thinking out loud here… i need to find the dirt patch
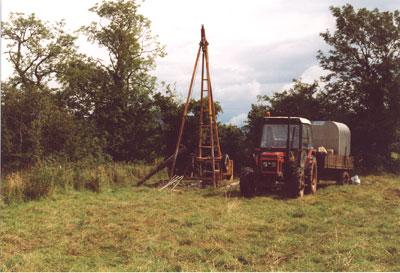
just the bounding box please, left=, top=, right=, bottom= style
left=383, top=188, right=400, bottom=199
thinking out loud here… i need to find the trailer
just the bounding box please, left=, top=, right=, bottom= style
left=312, top=121, right=354, bottom=184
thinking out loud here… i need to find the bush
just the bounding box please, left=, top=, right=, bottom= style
left=24, top=164, right=56, bottom=201
left=54, top=165, right=75, bottom=191
left=108, top=164, right=130, bottom=186
left=0, top=160, right=167, bottom=204
left=73, top=168, right=100, bottom=192
left=72, top=163, right=133, bottom=192
left=96, top=165, right=111, bottom=188
left=129, top=159, right=167, bottom=184
left=1, top=173, right=24, bottom=204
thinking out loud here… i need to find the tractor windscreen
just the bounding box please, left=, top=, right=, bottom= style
left=260, top=124, right=299, bottom=149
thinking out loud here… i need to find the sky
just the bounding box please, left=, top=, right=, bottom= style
left=2, top=0, right=399, bottom=126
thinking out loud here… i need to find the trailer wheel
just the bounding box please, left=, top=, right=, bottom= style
left=305, top=161, right=317, bottom=194
left=337, top=170, right=350, bottom=185
left=240, top=167, right=256, bottom=198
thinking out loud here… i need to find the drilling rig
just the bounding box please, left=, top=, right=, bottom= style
left=137, top=25, right=233, bottom=188
left=170, top=25, right=233, bottom=187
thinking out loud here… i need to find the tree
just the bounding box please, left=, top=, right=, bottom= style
left=58, top=56, right=109, bottom=120
left=2, top=13, right=75, bottom=90
left=1, top=13, right=84, bottom=170
left=318, top=5, right=400, bottom=170
left=80, top=0, right=166, bottom=161
left=218, top=124, right=247, bottom=174
left=243, top=103, right=268, bottom=151
left=152, top=84, right=181, bottom=157
left=245, top=80, right=328, bottom=152
left=259, top=80, right=330, bottom=120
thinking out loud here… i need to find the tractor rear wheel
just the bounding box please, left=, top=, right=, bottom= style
left=240, top=167, right=256, bottom=198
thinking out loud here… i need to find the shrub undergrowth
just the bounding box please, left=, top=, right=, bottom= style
left=1, top=159, right=165, bottom=204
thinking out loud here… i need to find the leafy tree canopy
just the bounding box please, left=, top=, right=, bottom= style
left=2, top=13, right=76, bottom=90
left=318, top=5, right=400, bottom=169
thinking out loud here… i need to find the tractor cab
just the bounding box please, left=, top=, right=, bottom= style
left=254, top=117, right=313, bottom=175
left=243, top=116, right=316, bottom=198
left=260, top=117, right=312, bottom=151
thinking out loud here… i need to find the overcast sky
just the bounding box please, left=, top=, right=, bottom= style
left=2, top=0, right=399, bottom=125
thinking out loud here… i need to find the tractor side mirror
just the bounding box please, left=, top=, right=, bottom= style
left=252, top=152, right=258, bottom=165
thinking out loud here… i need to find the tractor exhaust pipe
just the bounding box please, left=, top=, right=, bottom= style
left=286, top=116, right=290, bottom=159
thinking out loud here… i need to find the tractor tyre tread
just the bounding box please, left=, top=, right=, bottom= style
left=240, top=167, right=255, bottom=198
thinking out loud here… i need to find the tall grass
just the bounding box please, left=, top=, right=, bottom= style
left=1, top=175, right=399, bottom=271
left=0, top=160, right=166, bottom=204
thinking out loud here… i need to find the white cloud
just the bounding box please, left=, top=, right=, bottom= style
left=300, top=65, right=329, bottom=84
left=215, top=80, right=262, bottom=102
left=280, top=64, right=329, bottom=91
left=2, top=0, right=396, bottom=123
left=227, top=113, right=247, bottom=127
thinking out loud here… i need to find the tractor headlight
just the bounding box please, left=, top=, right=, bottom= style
left=262, top=161, right=276, bottom=168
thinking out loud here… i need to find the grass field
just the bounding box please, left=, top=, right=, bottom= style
left=1, top=175, right=399, bottom=271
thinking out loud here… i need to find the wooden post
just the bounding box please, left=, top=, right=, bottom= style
left=137, top=147, right=187, bottom=186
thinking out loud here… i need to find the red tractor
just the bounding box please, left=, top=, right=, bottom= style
left=240, top=115, right=353, bottom=198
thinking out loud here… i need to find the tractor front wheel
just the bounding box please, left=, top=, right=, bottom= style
left=284, top=164, right=305, bottom=198
left=294, top=168, right=305, bottom=198
left=240, top=167, right=256, bottom=198
left=305, top=161, right=317, bottom=194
